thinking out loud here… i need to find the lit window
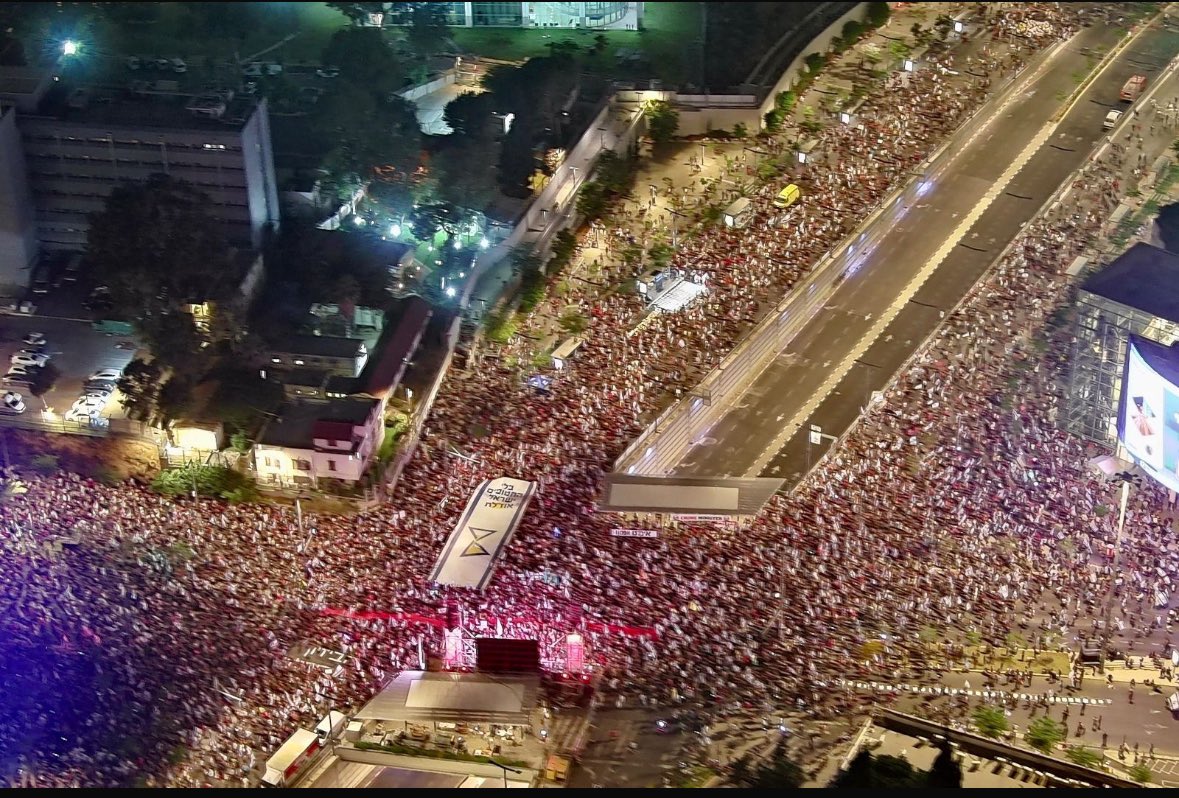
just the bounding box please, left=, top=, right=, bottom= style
left=294, top=359, right=304, bottom=365
left=271, top=357, right=281, bottom=363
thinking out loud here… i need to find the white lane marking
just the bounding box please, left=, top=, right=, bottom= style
left=745, top=121, right=1058, bottom=477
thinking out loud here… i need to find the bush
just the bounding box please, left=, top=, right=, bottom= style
left=866, top=0, right=890, bottom=28
left=764, top=108, right=785, bottom=133
left=774, top=90, right=797, bottom=114
left=646, top=100, right=680, bottom=143
left=841, top=19, right=865, bottom=43
left=971, top=705, right=1008, bottom=739
left=1129, top=763, right=1153, bottom=784
left=1065, top=747, right=1103, bottom=769
left=151, top=464, right=258, bottom=502
left=804, top=52, right=826, bottom=74
left=484, top=310, right=518, bottom=344
left=517, top=269, right=547, bottom=314
left=732, top=122, right=749, bottom=139
left=1024, top=716, right=1066, bottom=754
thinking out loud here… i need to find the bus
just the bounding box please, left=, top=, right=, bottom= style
left=722, top=197, right=753, bottom=228
left=1120, top=74, right=1146, bottom=102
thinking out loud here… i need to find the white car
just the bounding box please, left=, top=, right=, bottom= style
left=89, top=368, right=122, bottom=382
left=65, top=406, right=97, bottom=423
left=71, top=395, right=106, bottom=414
left=316, top=65, right=340, bottom=79
left=22, top=332, right=45, bottom=346
left=0, top=400, right=24, bottom=415
left=170, top=57, right=187, bottom=73
left=11, top=351, right=49, bottom=368
left=82, top=385, right=113, bottom=399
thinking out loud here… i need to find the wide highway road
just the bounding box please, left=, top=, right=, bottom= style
left=671, top=12, right=1179, bottom=483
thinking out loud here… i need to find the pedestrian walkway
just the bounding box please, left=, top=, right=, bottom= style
left=833, top=678, right=1114, bottom=705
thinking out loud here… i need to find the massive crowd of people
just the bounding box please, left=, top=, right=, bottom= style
left=0, top=1, right=1166, bottom=788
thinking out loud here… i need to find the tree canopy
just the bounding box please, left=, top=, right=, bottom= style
left=322, top=27, right=404, bottom=97
left=310, top=83, right=421, bottom=190
left=647, top=100, right=680, bottom=144
left=87, top=174, right=227, bottom=375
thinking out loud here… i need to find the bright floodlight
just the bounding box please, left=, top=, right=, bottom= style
left=479, top=237, right=489, bottom=249
left=445, top=286, right=457, bottom=298
left=390, top=223, right=401, bottom=237
left=453, top=239, right=461, bottom=250
left=62, top=40, right=78, bottom=56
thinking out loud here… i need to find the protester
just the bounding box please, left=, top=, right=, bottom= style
left=2, top=3, right=1140, bottom=788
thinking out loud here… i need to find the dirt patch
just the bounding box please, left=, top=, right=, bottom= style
left=5, top=430, right=160, bottom=482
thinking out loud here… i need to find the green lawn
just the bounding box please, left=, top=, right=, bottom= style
left=450, top=2, right=702, bottom=86
left=99, top=2, right=345, bottom=65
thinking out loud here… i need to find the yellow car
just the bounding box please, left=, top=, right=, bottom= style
left=773, top=184, right=801, bottom=208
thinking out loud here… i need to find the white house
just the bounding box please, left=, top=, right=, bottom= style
left=253, top=396, right=384, bottom=486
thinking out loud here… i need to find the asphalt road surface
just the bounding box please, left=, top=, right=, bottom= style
left=671, top=17, right=1179, bottom=483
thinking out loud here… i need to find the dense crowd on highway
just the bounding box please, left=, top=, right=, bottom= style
left=0, top=1, right=1165, bottom=788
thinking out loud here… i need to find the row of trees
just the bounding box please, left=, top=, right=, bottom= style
left=727, top=738, right=962, bottom=789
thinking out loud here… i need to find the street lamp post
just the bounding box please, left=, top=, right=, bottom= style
left=488, top=759, right=523, bottom=788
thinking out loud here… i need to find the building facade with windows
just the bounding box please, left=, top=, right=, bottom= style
left=254, top=397, right=384, bottom=486
left=386, top=2, right=636, bottom=28
left=15, top=89, right=279, bottom=251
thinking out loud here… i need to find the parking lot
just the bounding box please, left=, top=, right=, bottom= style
left=0, top=313, right=138, bottom=426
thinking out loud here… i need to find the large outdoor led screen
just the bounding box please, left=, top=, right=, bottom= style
left=1118, top=335, right=1179, bottom=493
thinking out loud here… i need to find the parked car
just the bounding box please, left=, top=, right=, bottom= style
left=4, top=391, right=22, bottom=407
left=2, top=374, right=33, bottom=388
left=71, top=396, right=106, bottom=415
left=89, top=368, right=123, bottom=382
left=125, top=55, right=141, bottom=70
left=11, top=352, right=49, bottom=368
left=83, top=385, right=113, bottom=400
left=22, top=332, right=45, bottom=347
left=0, top=400, right=25, bottom=415
left=316, top=65, right=340, bottom=79
left=170, top=57, right=187, bottom=73
left=65, top=406, right=97, bottom=423
left=242, top=62, right=263, bottom=77
left=241, top=80, right=258, bottom=96
left=265, top=62, right=283, bottom=76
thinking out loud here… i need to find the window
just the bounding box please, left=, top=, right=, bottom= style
left=296, top=459, right=311, bottom=471
left=294, top=359, right=304, bottom=365
left=263, top=457, right=273, bottom=467
left=327, top=460, right=337, bottom=472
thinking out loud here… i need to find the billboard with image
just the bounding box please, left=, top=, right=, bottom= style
left=1118, top=335, right=1179, bottom=493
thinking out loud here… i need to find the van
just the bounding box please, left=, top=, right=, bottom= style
left=773, top=184, right=801, bottom=209
left=1104, top=109, right=1123, bottom=130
